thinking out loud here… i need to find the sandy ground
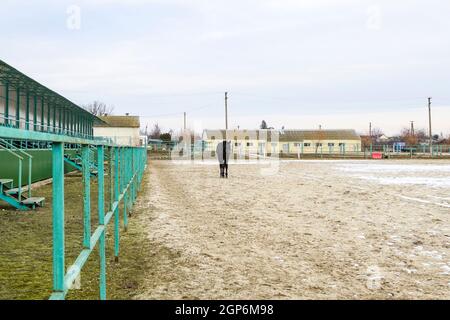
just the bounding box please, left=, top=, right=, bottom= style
left=134, top=159, right=450, bottom=300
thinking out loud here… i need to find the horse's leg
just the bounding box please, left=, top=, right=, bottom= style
left=225, top=163, right=228, bottom=178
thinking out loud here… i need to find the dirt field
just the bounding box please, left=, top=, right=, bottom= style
left=133, top=159, right=449, bottom=300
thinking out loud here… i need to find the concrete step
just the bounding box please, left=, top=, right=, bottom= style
left=21, top=197, right=45, bottom=207
left=5, top=188, right=19, bottom=195
left=0, top=179, right=14, bottom=187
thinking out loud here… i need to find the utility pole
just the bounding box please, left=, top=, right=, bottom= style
left=410, top=121, right=415, bottom=136
left=428, top=97, right=432, bottom=155
left=369, top=122, right=372, bottom=137
left=225, top=92, right=228, bottom=130
left=184, top=112, right=186, bottom=131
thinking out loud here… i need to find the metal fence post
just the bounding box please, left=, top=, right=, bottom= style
left=82, top=145, right=91, bottom=249
left=109, top=147, right=113, bottom=211
left=97, top=145, right=106, bottom=300
left=52, top=142, right=65, bottom=295
left=123, top=148, right=129, bottom=230
left=18, top=159, right=22, bottom=201
left=131, top=148, right=134, bottom=201
left=28, top=157, right=32, bottom=198
left=114, top=147, right=120, bottom=262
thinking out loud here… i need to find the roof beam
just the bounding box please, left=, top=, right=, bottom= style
left=0, top=125, right=112, bottom=145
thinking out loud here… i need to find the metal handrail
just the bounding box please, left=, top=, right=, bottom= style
left=0, top=143, right=23, bottom=160
left=0, top=138, right=33, bottom=158
left=0, top=114, right=96, bottom=140
left=0, top=143, right=23, bottom=199
left=0, top=138, right=33, bottom=198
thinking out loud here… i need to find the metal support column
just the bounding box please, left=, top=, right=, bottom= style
left=47, top=102, right=51, bottom=132
left=123, top=148, right=129, bottom=230
left=70, top=112, right=74, bottom=136
left=18, top=159, right=22, bottom=200
left=114, top=147, right=120, bottom=262
left=33, top=95, right=37, bottom=131
left=4, top=82, right=9, bottom=126
left=52, top=142, right=65, bottom=296
left=82, top=145, right=91, bottom=249
left=97, top=145, right=106, bottom=300
left=61, top=107, right=65, bottom=134
left=131, top=148, right=135, bottom=206
left=15, top=88, right=20, bottom=128
left=58, top=107, right=62, bottom=134
left=25, top=92, right=30, bottom=130
left=109, top=147, right=113, bottom=211
left=41, top=98, right=45, bottom=132
left=52, top=104, right=56, bottom=133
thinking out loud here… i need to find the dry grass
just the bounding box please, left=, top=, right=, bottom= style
left=0, top=167, right=152, bottom=300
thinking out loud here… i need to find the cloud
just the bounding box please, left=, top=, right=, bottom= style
left=1, top=0, right=449, bottom=135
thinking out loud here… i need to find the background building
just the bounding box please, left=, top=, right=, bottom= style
left=203, top=129, right=361, bottom=156
left=94, top=115, right=141, bottom=146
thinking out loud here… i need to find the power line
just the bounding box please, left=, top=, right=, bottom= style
left=231, top=92, right=438, bottom=104
left=139, top=104, right=216, bottom=118
left=141, top=91, right=224, bottom=99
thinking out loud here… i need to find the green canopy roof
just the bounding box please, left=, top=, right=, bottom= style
left=0, top=59, right=103, bottom=124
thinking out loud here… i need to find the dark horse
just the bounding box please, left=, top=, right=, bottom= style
left=216, top=140, right=231, bottom=178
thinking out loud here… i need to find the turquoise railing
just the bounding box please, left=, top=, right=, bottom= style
left=0, top=124, right=148, bottom=300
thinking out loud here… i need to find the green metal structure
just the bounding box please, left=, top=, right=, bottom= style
left=0, top=60, right=99, bottom=138
left=0, top=59, right=106, bottom=210
left=0, top=60, right=148, bottom=299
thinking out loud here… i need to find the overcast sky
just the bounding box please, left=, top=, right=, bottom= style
left=1, top=0, right=450, bottom=135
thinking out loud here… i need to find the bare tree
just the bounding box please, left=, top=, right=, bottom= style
left=415, top=129, right=427, bottom=142
left=400, top=127, right=418, bottom=146
left=149, top=123, right=161, bottom=139
left=361, top=135, right=372, bottom=149
left=83, top=101, right=114, bottom=116
left=371, top=127, right=384, bottom=138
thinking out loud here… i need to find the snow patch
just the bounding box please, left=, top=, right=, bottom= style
left=338, top=164, right=450, bottom=173
left=357, top=176, right=450, bottom=188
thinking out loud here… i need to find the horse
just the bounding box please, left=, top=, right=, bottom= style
left=216, top=141, right=231, bottom=178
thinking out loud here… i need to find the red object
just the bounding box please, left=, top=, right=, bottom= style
left=372, top=152, right=382, bottom=159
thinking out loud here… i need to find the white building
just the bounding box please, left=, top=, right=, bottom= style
left=203, top=129, right=362, bottom=155
left=94, top=115, right=141, bottom=146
